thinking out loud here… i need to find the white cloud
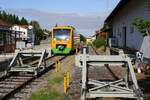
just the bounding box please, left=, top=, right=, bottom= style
left=5, top=8, right=107, bottom=36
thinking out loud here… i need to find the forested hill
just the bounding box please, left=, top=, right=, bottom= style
left=0, top=10, right=28, bottom=25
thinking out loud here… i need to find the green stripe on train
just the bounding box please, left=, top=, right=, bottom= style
left=52, top=48, right=72, bottom=54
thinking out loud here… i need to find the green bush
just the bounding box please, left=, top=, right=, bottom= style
left=92, top=37, right=106, bottom=48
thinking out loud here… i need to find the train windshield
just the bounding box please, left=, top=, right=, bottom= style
left=53, top=29, right=70, bottom=40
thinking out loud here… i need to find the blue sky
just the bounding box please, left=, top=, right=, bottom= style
left=0, top=0, right=119, bottom=13
left=0, top=0, right=120, bottom=36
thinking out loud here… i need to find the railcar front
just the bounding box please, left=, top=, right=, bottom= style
left=51, top=26, right=73, bottom=55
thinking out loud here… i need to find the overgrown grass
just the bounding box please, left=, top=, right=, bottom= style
left=48, top=73, right=64, bottom=85
left=29, top=55, right=75, bottom=100
left=30, top=73, right=65, bottom=100
left=30, top=90, right=65, bottom=100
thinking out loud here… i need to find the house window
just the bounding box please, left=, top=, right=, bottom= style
left=10, top=34, right=15, bottom=44
left=0, top=33, right=4, bottom=45
left=130, top=26, right=134, bottom=34
left=7, top=33, right=11, bottom=44
left=6, top=33, right=8, bottom=44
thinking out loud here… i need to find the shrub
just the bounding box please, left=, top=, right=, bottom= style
left=92, top=37, right=106, bottom=48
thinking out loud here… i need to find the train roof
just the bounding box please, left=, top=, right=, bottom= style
left=53, top=26, right=75, bottom=30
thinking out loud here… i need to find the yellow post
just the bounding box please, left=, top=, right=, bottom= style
left=64, top=73, right=67, bottom=94
left=58, top=61, right=61, bottom=72
left=66, top=71, right=70, bottom=88
left=55, top=61, right=58, bottom=72
left=55, top=61, right=61, bottom=72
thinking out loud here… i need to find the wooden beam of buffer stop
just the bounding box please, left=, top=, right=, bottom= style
left=64, top=71, right=70, bottom=94
left=55, top=60, right=61, bottom=72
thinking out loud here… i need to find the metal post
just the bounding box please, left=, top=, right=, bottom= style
left=126, top=57, right=143, bottom=100
left=37, top=50, right=46, bottom=68
left=18, top=54, right=23, bottom=66
left=81, top=47, right=87, bottom=100
left=58, top=61, right=61, bottom=71
left=124, top=65, right=129, bottom=88
left=64, top=73, right=67, bottom=94
left=67, top=71, right=70, bottom=88
left=55, top=61, right=58, bottom=72
left=55, top=61, right=61, bottom=72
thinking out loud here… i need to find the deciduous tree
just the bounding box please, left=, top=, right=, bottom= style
left=133, top=18, right=150, bottom=36
left=30, top=21, right=44, bottom=41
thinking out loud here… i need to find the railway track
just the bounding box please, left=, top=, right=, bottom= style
left=0, top=55, right=67, bottom=100
left=67, top=46, right=101, bottom=99
left=88, top=46, right=125, bottom=81
left=0, top=75, right=34, bottom=100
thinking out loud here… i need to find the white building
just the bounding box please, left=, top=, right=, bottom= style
left=12, top=25, right=28, bottom=40
left=12, top=25, right=34, bottom=41
left=12, top=25, right=34, bottom=49
left=105, top=0, right=150, bottom=51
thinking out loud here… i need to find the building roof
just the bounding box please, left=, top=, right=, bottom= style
left=105, top=0, right=130, bottom=23
left=0, top=20, right=12, bottom=32
left=0, top=20, right=12, bottom=28
left=14, top=24, right=29, bottom=29
left=19, top=25, right=29, bottom=29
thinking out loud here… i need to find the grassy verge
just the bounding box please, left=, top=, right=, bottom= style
left=29, top=56, right=75, bottom=100
left=30, top=72, right=65, bottom=100
left=30, top=90, right=64, bottom=100
left=48, top=73, right=64, bottom=85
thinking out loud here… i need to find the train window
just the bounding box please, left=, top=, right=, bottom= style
left=53, top=29, right=70, bottom=40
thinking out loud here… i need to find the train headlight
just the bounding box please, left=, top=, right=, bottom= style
left=54, top=38, right=56, bottom=41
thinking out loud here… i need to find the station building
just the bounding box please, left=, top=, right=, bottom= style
left=12, top=25, right=34, bottom=41
left=0, top=20, right=15, bottom=53
left=105, top=0, right=150, bottom=59
left=12, top=25, right=34, bottom=49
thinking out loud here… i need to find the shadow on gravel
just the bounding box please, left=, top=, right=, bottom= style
left=138, top=76, right=150, bottom=100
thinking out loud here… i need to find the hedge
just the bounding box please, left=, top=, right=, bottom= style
left=92, top=37, right=106, bottom=48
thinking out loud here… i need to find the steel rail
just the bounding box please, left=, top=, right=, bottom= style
left=0, top=55, right=67, bottom=100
